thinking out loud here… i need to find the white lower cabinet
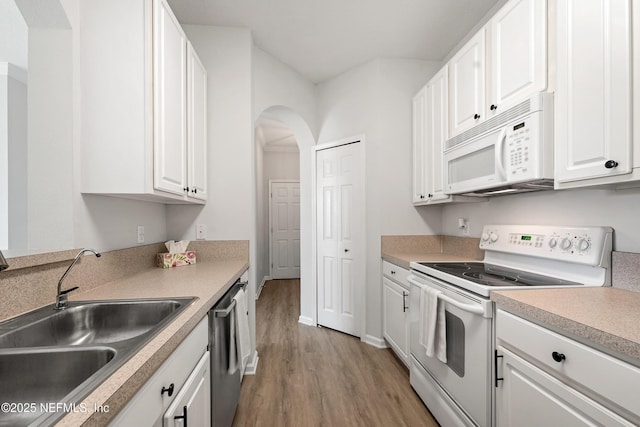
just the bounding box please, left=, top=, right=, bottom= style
left=382, top=261, right=410, bottom=366
left=110, top=318, right=209, bottom=426
left=496, top=309, right=640, bottom=426
left=164, top=351, right=210, bottom=426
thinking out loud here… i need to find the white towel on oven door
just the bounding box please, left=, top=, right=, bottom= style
left=419, top=286, right=447, bottom=363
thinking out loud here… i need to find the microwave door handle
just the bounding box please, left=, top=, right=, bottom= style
left=407, top=276, right=485, bottom=316
left=495, top=128, right=507, bottom=180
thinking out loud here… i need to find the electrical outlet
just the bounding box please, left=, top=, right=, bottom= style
left=137, top=225, right=145, bottom=243
left=196, top=224, right=207, bottom=240
left=462, top=223, right=470, bottom=236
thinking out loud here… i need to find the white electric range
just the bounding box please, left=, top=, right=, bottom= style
left=407, top=224, right=613, bottom=427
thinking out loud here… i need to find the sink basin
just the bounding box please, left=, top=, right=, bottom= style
left=0, top=298, right=193, bottom=348
left=0, top=347, right=115, bottom=426
left=0, top=297, right=196, bottom=426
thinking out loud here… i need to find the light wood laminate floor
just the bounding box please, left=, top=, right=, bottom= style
left=233, top=279, right=438, bottom=426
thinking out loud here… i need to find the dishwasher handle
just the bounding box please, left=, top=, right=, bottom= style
left=213, top=299, right=236, bottom=317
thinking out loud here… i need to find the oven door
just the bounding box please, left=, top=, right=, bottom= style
left=408, top=273, right=493, bottom=427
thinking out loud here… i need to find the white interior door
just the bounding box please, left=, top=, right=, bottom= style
left=316, top=142, right=363, bottom=337
left=270, top=181, right=301, bottom=279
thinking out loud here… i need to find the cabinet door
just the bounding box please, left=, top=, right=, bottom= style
left=187, top=42, right=208, bottom=201
left=426, top=67, right=450, bottom=202
left=489, top=0, right=546, bottom=116
left=164, top=351, right=211, bottom=427
left=449, top=30, right=486, bottom=137
left=382, top=277, right=409, bottom=365
left=555, top=0, right=632, bottom=183
left=496, top=346, right=633, bottom=427
left=412, top=87, right=428, bottom=203
left=154, top=0, right=188, bottom=196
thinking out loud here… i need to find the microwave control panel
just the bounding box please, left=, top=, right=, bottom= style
left=505, top=118, right=536, bottom=177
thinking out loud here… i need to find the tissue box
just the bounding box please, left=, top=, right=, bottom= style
left=156, top=251, right=197, bottom=268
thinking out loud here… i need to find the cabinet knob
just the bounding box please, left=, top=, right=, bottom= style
left=474, top=113, right=481, bottom=120
left=490, top=104, right=497, bottom=111
left=420, top=195, right=425, bottom=199
left=161, top=383, right=175, bottom=397
left=183, top=187, right=190, bottom=192
left=604, top=160, right=618, bottom=169
left=391, top=270, right=396, bottom=275
left=551, top=351, right=566, bottom=363
left=428, top=193, right=433, bottom=198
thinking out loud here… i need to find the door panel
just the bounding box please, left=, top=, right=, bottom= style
left=316, top=142, right=363, bottom=336
left=270, top=181, right=301, bottom=279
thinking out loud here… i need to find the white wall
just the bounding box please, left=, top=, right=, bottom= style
left=442, top=188, right=640, bottom=253
left=316, top=58, right=443, bottom=341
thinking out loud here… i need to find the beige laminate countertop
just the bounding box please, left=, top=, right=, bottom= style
left=56, top=257, right=249, bottom=426
left=492, top=287, right=640, bottom=367
left=382, top=252, right=479, bottom=269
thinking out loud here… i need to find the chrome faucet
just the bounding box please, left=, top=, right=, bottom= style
left=55, top=248, right=101, bottom=310
left=0, top=250, right=8, bottom=271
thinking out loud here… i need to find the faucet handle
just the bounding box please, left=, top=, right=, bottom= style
left=59, top=286, right=79, bottom=296
left=55, top=286, right=79, bottom=310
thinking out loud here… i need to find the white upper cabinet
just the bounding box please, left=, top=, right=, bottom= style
left=554, top=0, right=633, bottom=187
left=449, top=30, right=486, bottom=137
left=187, top=42, right=208, bottom=201
left=413, top=67, right=480, bottom=205
left=448, top=0, right=547, bottom=138
left=154, top=0, right=188, bottom=196
left=488, top=0, right=547, bottom=115
left=412, top=87, right=427, bottom=203
left=81, top=0, right=207, bottom=204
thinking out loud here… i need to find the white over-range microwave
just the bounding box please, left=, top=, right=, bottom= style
left=444, top=93, right=554, bottom=196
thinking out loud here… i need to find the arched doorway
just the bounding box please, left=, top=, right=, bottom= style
left=253, top=106, right=316, bottom=325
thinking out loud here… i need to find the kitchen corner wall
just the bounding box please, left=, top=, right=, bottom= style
left=441, top=187, right=640, bottom=253
left=316, top=58, right=444, bottom=341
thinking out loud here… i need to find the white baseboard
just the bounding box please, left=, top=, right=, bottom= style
left=364, top=334, right=387, bottom=349
left=298, top=315, right=315, bottom=326
left=255, top=276, right=271, bottom=300
left=243, top=350, right=259, bottom=376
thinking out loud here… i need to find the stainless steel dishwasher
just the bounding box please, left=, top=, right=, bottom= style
left=209, top=278, right=246, bottom=427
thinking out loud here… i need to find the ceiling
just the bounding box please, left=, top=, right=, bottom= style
left=168, top=0, right=500, bottom=150
left=169, top=0, right=500, bottom=84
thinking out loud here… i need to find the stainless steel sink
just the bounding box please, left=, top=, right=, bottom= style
left=0, top=347, right=115, bottom=426
left=0, top=297, right=196, bottom=426
left=0, top=299, right=189, bottom=347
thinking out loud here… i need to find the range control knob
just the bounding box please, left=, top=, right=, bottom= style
left=481, top=232, right=490, bottom=242
left=490, top=232, right=499, bottom=243
left=548, top=238, right=558, bottom=248
left=560, top=238, right=573, bottom=250
left=577, top=238, right=590, bottom=252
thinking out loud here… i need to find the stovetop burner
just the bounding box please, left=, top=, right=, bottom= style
left=418, top=262, right=582, bottom=288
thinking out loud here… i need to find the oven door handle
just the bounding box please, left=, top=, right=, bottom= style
left=408, top=277, right=485, bottom=316
left=437, top=293, right=484, bottom=315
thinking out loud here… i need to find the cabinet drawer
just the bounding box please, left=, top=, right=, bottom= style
left=496, top=310, right=640, bottom=420
left=382, top=261, right=410, bottom=288
left=110, top=317, right=208, bottom=425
